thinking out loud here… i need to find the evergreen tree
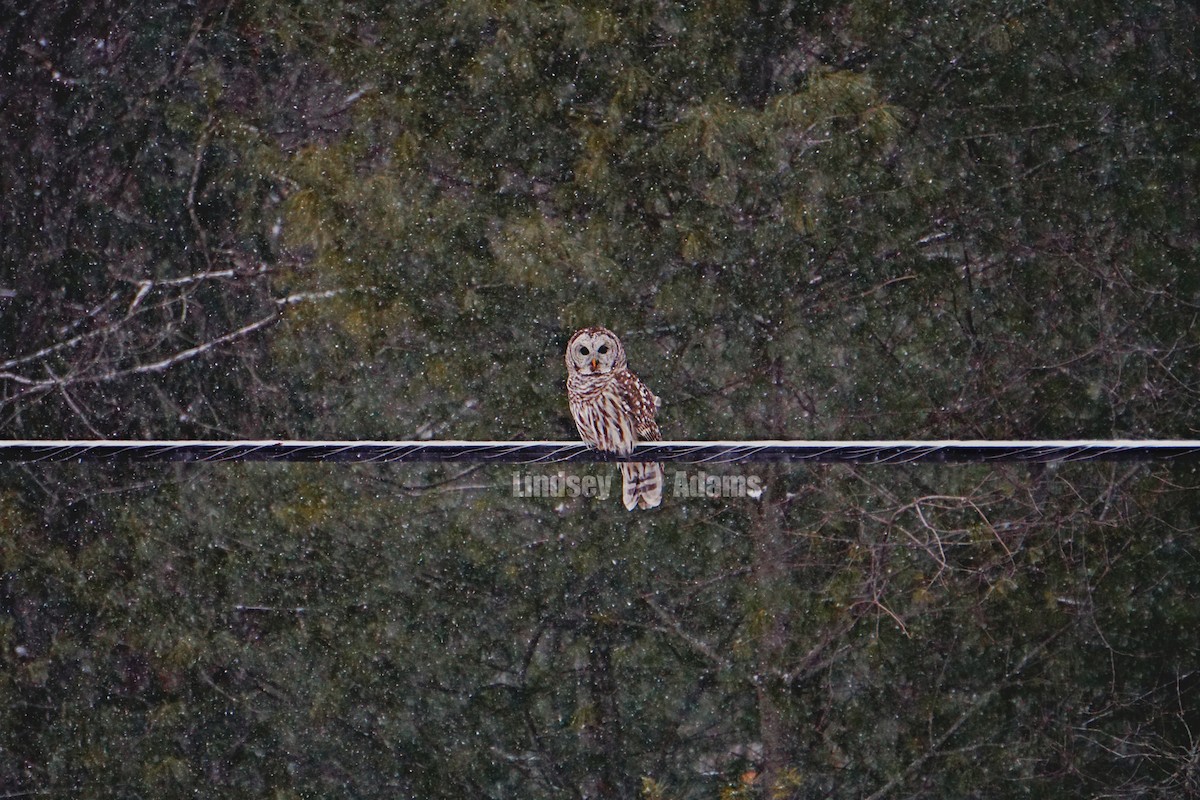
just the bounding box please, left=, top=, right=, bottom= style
left=1, top=1, right=1197, bottom=797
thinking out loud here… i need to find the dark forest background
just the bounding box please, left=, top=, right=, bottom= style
left=2, top=1, right=1199, bottom=797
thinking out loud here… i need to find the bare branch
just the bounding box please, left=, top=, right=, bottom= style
left=642, top=596, right=732, bottom=668
left=1, top=312, right=279, bottom=391
left=120, top=263, right=270, bottom=290
left=127, top=312, right=279, bottom=376
left=864, top=626, right=1069, bottom=800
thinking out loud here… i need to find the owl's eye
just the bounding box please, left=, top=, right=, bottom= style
left=578, top=346, right=590, bottom=356
left=597, top=345, right=609, bottom=354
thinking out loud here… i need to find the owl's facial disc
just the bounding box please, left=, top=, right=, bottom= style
left=567, top=327, right=623, bottom=375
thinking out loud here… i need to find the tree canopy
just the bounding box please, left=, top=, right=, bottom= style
left=1, top=1, right=1198, bottom=797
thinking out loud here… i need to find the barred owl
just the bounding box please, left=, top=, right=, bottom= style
left=566, top=326, right=664, bottom=510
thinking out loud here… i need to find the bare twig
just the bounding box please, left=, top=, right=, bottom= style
left=187, top=120, right=215, bottom=269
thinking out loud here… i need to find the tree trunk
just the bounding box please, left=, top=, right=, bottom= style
left=750, top=478, right=792, bottom=791
left=581, top=635, right=627, bottom=799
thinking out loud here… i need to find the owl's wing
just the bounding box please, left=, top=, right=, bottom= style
left=614, top=369, right=662, bottom=442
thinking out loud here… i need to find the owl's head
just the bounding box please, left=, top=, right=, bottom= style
left=566, top=326, right=627, bottom=376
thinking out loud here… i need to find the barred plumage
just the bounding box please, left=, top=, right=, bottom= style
left=566, top=326, right=663, bottom=510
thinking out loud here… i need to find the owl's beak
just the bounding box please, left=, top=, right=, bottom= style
left=590, top=358, right=599, bottom=371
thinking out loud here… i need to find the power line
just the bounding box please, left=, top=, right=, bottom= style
left=0, top=440, right=1198, bottom=464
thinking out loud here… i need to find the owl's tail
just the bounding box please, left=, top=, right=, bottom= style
left=620, top=462, right=664, bottom=510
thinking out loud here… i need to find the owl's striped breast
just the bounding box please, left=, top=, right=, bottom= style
left=568, top=374, right=637, bottom=455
